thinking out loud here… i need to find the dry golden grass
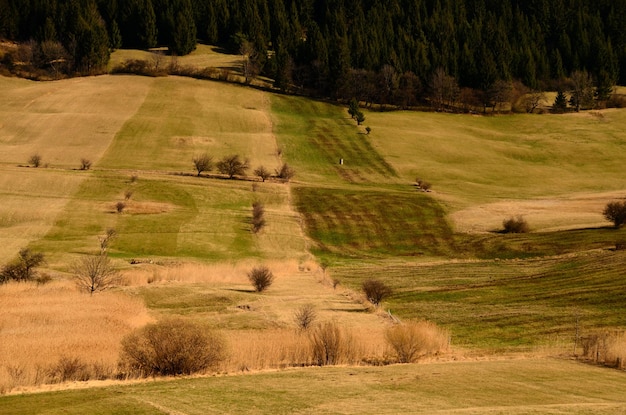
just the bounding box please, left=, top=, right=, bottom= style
left=222, top=325, right=389, bottom=372
left=0, top=75, right=151, bottom=167
left=0, top=280, right=150, bottom=393
left=449, top=190, right=624, bottom=233
left=108, top=45, right=241, bottom=73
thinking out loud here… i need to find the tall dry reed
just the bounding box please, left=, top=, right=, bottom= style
left=0, top=280, right=150, bottom=393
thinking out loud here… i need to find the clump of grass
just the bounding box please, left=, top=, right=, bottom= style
left=385, top=321, right=449, bottom=363
left=309, top=321, right=357, bottom=366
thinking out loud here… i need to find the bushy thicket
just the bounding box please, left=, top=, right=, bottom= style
left=502, top=216, right=530, bottom=234
left=247, top=266, right=274, bottom=292
left=119, top=318, right=225, bottom=377
left=385, top=321, right=449, bottom=363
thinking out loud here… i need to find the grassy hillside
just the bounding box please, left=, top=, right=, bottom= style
left=2, top=69, right=626, bottom=410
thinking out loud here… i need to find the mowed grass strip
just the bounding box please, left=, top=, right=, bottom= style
left=332, top=249, right=626, bottom=349
left=293, top=185, right=455, bottom=258
left=4, top=359, right=626, bottom=414
left=271, top=95, right=397, bottom=184
left=99, top=76, right=278, bottom=172
left=365, top=109, right=626, bottom=207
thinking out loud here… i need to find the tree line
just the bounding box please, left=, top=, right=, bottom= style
left=1, top=0, right=625, bottom=104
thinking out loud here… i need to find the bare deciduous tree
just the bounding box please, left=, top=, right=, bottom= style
left=603, top=201, right=626, bottom=228
left=29, top=154, right=42, bottom=168
left=98, top=228, right=117, bottom=253
left=80, top=158, right=92, bottom=170
left=193, top=153, right=213, bottom=176
left=217, top=155, right=249, bottom=179
left=72, top=253, right=119, bottom=295
left=251, top=201, right=266, bottom=233
left=253, top=166, right=271, bottom=182
left=275, top=163, right=295, bottom=181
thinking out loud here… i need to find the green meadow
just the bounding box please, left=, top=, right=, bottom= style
left=1, top=59, right=626, bottom=412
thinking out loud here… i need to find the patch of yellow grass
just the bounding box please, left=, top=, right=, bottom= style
left=120, top=259, right=315, bottom=286
left=0, top=280, right=150, bottom=393
left=222, top=326, right=389, bottom=372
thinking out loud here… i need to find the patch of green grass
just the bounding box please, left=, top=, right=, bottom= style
left=366, top=110, right=626, bottom=207
left=4, top=359, right=626, bottom=414
left=293, top=184, right=455, bottom=259
left=271, top=95, right=397, bottom=184
left=332, top=249, right=626, bottom=349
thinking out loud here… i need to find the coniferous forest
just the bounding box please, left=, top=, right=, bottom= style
left=1, top=0, right=625, bottom=107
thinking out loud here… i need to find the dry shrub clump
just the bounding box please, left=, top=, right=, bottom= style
left=310, top=321, right=357, bottom=366
left=247, top=266, right=274, bottom=292
left=119, top=318, right=225, bottom=377
left=502, top=215, right=530, bottom=233
left=0, top=280, right=149, bottom=392
left=580, top=331, right=626, bottom=369
left=385, top=321, right=450, bottom=363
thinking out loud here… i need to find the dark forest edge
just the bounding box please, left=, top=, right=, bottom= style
left=1, top=0, right=626, bottom=112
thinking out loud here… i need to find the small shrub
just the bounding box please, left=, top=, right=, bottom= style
left=294, top=304, right=317, bottom=331
left=385, top=321, right=449, bottom=363
left=416, top=178, right=432, bottom=191
left=29, top=153, right=42, bottom=168
left=362, top=279, right=392, bottom=306
left=0, top=248, right=45, bottom=283
left=119, top=318, right=225, bottom=377
left=115, top=201, right=126, bottom=213
left=251, top=201, right=266, bottom=233
left=80, top=158, right=92, bottom=170
left=48, top=356, right=89, bottom=383
left=603, top=200, right=626, bottom=228
left=365, top=126, right=372, bottom=135
left=98, top=228, right=117, bottom=253
left=502, top=216, right=529, bottom=233
left=129, top=174, right=138, bottom=183
left=247, top=265, right=274, bottom=292
left=309, top=321, right=354, bottom=366
left=275, top=163, right=295, bottom=181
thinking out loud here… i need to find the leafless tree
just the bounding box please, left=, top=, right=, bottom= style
left=240, top=40, right=259, bottom=84
left=430, top=67, right=459, bottom=111
left=193, top=153, right=213, bottom=176
left=98, top=228, right=117, bottom=253
left=570, top=70, right=595, bottom=112
left=72, top=253, right=119, bottom=295
left=253, top=166, right=271, bottom=182
left=523, top=90, right=546, bottom=113
left=217, top=155, right=249, bottom=178
left=29, top=154, right=42, bottom=168
left=80, top=158, right=92, bottom=170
